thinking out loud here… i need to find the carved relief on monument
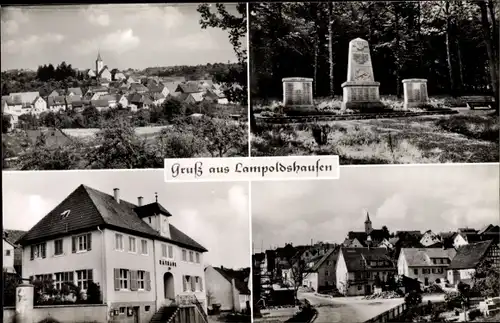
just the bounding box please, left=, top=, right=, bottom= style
left=354, top=68, right=371, bottom=81
left=352, top=53, right=370, bottom=65
left=369, top=88, right=376, bottom=100
left=353, top=41, right=369, bottom=52
left=420, top=83, right=427, bottom=100
left=285, top=83, right=294, bottom=105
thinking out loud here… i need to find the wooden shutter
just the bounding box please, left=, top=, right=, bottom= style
left=199, top=277, right=203, bottom=292
left=69, top=271, right=74, bottom=283
left=145, top=271, right=151, bottom=291
left=88, top=269, right=93, bottom=282
left=182, top=275, right=187, bottom=292
left=87, top=233, right=92, bottom=251
left=114, top=268, right=120, bottom=290
left=72, top=236, right=76, bottom=253
left=130, top=270, right=137, bottom=291
left=41, top=243, right=46, bottom=258
left=30, top=246, right=34, bottom=260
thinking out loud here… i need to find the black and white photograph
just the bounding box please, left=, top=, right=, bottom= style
left=249, top=1, right=499, bottom=164
left=2, top=170, right=251, bottom=323
left=1, top=3, right=248, bottom=170
left=252, top=164, right=500, bottom=323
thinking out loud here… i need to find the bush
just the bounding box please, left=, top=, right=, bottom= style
left=469, top=308, right=482, bottom=321
left=436, top=115, right=499, bottom=142
left=444, top=291, right=466, bottom=309
left=3, top=272, right=21, bottom=306
left=405, top=291, right=423, bottom=307
left=286, top=300, right=316, bottom=322
left=86, top=282, right=102, bottom=304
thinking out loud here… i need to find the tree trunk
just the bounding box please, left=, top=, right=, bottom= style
left=455, top=2, right=465, bottom=94
left=478, top=0, right=499, bottom=109
left=445, top=1, right=456, bottom=96
left=328, top=1, right=335, bottom=97
left=487, top=0, right=498, bottom=54
left=313, top=3, right=319, bottom=97
left=394, top=4, right=401, bottom=98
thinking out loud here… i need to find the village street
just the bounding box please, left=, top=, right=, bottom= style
left=298, top=292, right=446, bottom=323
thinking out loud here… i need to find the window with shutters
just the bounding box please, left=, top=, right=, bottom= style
left=189, top=251, right=194, bottom=262
left=141, top=240, right=148, bottom=255
left=168, top=245, right=173, bottom=259
left=137, top=270, right=145, bottom=290
left=182, top=249, right=187, bottom=261
left=119, top=269, right=129, bottom=289
left=115, top=234, right=124, bottom=251
left=54, top=239, right=63, bottom=256
left=76, top=269, right=93, bottom=290
left=128, top=237, right=136, bottom=253
left=162, top=244, right=168, bottom=258
left=76, top=234, right=90, bottom=252
left=195, top=276, right=202, bottom=291
left=55, top=271, right=74, bottom=290
left=190, top=275, right=196, bottom=291
left=183, top=276, right=190, bottom=292
left=196, top=252, right=200, bottom=263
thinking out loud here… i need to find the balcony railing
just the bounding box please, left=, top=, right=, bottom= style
left=174, top=294, right=208, bottom=323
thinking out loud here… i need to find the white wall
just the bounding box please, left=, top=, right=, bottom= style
left=335, top=251, right=348, bottom=295
left=303, top=272, right=318, bottom=291
left=3, top=239, right=15, bottom=270
left=205, top=266, right=233, bottom=311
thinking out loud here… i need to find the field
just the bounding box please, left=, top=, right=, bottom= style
left=251, top=101, right=498, bottom=164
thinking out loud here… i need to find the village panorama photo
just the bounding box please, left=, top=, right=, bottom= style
left=2, top=170, right=251, bottom=323
left=252, top=163, right=500, bottom=323
left=249, top=1, right=499, bottom=164
left=1, top=3, right=249, bottom=170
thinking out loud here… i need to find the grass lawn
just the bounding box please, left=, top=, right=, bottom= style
left=251, top=110, right=498, bottom=164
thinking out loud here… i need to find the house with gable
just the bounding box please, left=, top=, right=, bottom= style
left=302, top=248, right=339, bottom=292
left=3, top=230, right=26, bottom=275
left=67, top=87, right=83, bottom=98
left=335, top=247, right=397, bottom=296
left=47, top=96, right=68, bottom=112
left=176, top=82, right=203, bottom=95
left=397, top=248, right=456, bottom=286
left=447, top=240, right=500, bottom=286
left=7, top=92, right=47, bottom=116
left=205, top=266, right=250, bottom=313
left=342, top=238, right=364, bottom=248
left=16, top=185, right=208, bottom=323
left=420, top=230, right=443, bottom=247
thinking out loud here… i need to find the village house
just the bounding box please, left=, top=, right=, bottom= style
left=128, top=93, right=153, bottom=111
left=90, top=99, right=110, bottom=112
left=3, top=233, right=16, bottom=274
left=176, top=82, right=203, bottom=95
left=148, top=92, right=166, bottom=106
left=447, top=240, right=500, bottom=286
left=397, top=248, right=456, bottom=286
left=129, top=83, right=149, bottom=94
left=419, top=230, right=443, bottom=247
left=5, top=92, right=48, bottom=116
left=16, top=185, right=208, bottom=323
left=302, top=248, right=338, bottom=292
left=4, top=230, right=27, bottom=275
left=335, top=247, right=397, bottom=296
left=204, top=266, right=250, bottom=313
left=114, top=72, right=126, bottom=81
left=185, top=92, right=205, bottom=104
left=47, top=96, right=68, bottom=113
left=342, top=238, right=365, bottom=248
left=148, top=84, right=170, bottom=98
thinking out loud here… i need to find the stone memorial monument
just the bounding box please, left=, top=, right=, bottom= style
left=282, top=77, right=314, bottom=110
left=15, top=284, right=34, bottom=323
left=341, top=38, right=384, bottom=111
left=402, top=79, right=429, bottom=110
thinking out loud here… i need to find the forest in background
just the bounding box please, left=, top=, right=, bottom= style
left=250, top=0, right=499, bottom=102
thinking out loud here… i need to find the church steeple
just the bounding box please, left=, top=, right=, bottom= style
left=95, top=50, right=104, bottom=76
left=364, top=211, right=373, bottom=234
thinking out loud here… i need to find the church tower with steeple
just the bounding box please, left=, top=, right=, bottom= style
left=95, top=50, right=104, bottom=76
left=364, top=211, right=373, bottom=234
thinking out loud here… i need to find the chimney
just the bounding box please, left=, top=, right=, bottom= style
left=138, top=196, right=143, bottom=206
left=113, top=188, right=120, bottom=203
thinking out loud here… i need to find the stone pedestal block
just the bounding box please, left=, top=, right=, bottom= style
left=282, top=77, right=314, bottom=110
left=15, top=284, right=34, bottom=323
left=403, top=79, right=429, bottom=110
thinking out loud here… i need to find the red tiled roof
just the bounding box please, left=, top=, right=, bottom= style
left=16, top=185, right=207, bottom=252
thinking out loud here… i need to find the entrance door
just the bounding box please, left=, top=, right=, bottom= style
left=364, top=284, right=371, bottom=295
left=424, top=277, right=429, bottom=286
left=133, top=306, right=140, bottom=323
left=164, top=272, right=175, bottom=304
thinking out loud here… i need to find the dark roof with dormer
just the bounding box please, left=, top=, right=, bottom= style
left=15, top=185, right=207, bottom=252
left=134, top=202, right=172, bottom=218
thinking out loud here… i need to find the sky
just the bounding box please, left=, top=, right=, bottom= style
left=1, top=4, right=244, bottom=71
left=252, top=164, right=499, bottom=253
left=2, top=170, right=250, bottom=270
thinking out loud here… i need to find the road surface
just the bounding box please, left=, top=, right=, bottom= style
left=298, top=292, right=445, bottom=323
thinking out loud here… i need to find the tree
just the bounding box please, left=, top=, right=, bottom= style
left=2, top=114, right=12, bottom=133
left=381, top=226, right=391, bottom=240
left=471, top=258, right=500, bottom=298
left=405, top=290, right=423, bottom=307
left=281, top=245, right=307, bottom=302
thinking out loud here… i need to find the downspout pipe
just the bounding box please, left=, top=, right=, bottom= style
left=97, top=226, right=107, bottom=304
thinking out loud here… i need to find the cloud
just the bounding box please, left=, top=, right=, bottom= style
left=74, top=29, right=140, bottom=55
left=125, top=5, right=184, bottom=31
left=227, top=185, right=248, bottom=218
left=3, top=192, right=55, bottom=231
left=172, top=32, right=218, bottom=50
left=2, top=33, right=65, bottom=55
left=1, top=9, right=29, bottom=35
left=375, top=194, right=408, bottom=220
